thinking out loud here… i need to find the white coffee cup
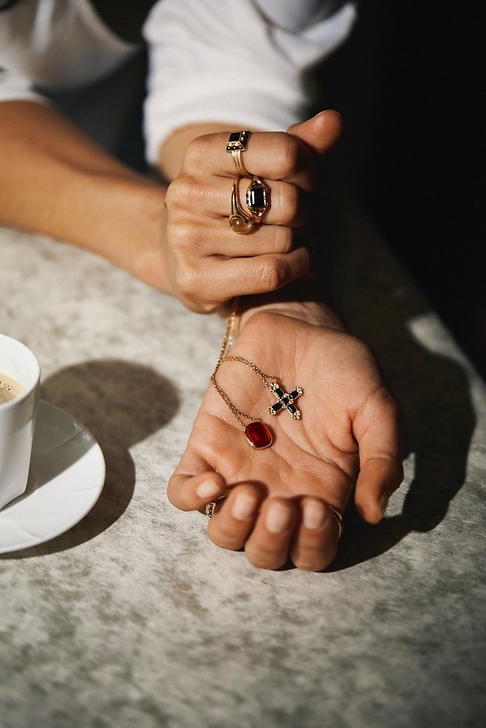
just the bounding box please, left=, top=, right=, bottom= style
left=0, top=334, right=40, bottom=509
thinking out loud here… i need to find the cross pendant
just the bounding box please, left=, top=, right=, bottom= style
left=268, top=383, right=303, bottom=419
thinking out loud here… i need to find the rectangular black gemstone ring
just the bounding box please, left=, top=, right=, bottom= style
left=226, top=131, right=251, bottom=152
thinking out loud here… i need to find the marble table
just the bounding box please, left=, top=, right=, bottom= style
left=1, top=199, right=485, bottom=728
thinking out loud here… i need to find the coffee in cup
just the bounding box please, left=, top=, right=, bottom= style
left=0, top=335, right=40, bottom=509
left=0, top=374, right=25, bottom=404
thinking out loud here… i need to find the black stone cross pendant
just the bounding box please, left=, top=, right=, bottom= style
left=268, top=382, right=303, bottom=419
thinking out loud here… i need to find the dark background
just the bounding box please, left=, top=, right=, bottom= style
left=317, top=1, right=485, bottom=379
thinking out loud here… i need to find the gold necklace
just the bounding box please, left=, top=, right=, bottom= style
left=210, top=301, right=303, bottom=448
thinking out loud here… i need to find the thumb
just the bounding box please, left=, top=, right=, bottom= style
left=287, top=109, right=343, bottom=155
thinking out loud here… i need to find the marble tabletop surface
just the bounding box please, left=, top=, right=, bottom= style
left=1, top=200, right=485, bottom=728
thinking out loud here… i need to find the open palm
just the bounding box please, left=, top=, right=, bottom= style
left=168, top=311, right=402, bottom=570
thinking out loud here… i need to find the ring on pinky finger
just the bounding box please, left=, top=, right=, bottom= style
left=206, top=491, right=231, bottom=518
left=328, top=506, right=344, bottom=540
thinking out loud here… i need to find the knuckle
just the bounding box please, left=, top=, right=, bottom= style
left=166, top=175, right=208, bottom=213
left=165, top=177, right=190, bottom=210
left=183, top=136, right=211, bottom=170
left=175, top=261, right=199, bottom=297
left=255, top=255, right=289, bottom=291
left=168, top=219, right=196, bottom=253
left=373, top=383, right=401, bottom=418
left=174, top=264, right=219, bottom=313
left=199, top=301, right=220, bottom=314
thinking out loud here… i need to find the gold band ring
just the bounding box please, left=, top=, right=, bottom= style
left=329, top=506, right=344, bottom=540
left=229, top=177, right=254, bottom=234
left=246, top=176, right=269, bottom=223
left=226, top=131, right=251, bottom=177
left=206, top=493, right=230, bottom=518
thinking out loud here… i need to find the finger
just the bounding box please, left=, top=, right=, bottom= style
left=207, top=483, right=262, bottom=551
left=290, top=498, right=340, bottom=571
left=186, top=130, right=316, bottom=189
left=188, top=222, right=298, bottom=259
left=175, top=246, right=310, bottom=310
left=353, top=388, right=403, bottom=524
left=287, top=109, right=343, bottom=155
left=202, top=226, right=296, bottom=260
left=244, top=498, right=298, bottom=570
left=170, top=173, right=307, bottom=227
left=167, top=455, right=228, bottom=512
left=220, top=177, right=307, bottom=229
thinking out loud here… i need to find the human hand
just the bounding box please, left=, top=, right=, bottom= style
left=167, top=306, right=402, bottom=570
left=163, top=111, right=342, bottom=312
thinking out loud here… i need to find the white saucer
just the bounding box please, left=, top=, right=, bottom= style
left=0, top=400, right=106, bottom=553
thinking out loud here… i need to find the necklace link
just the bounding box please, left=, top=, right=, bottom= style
left=210, top=298, right=304, bottom=447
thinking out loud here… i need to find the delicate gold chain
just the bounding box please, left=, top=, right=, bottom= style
left=210, top=298, right=277, bottom=428
left=214, top=301, right=238, bottom=366
left=210, top=374, right=250, bottom=429
left=224, top=355, right=274, bottom=386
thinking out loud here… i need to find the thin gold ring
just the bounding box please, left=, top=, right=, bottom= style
left=329, top=506, right=344, bottom=540
left=229, top=177, right=254, bottom=234
left=226, top=131, right=251, bottom=177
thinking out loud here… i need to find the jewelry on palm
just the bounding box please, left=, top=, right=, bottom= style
left=210, top=301, right=303, bottom=449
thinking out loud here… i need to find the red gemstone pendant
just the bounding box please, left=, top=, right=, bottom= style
left=244, top=421, right=273, bottom=449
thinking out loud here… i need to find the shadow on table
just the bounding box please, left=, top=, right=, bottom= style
left=2, top=359, right=179, bottom=559
left=320, top=196, right=477, bottom=570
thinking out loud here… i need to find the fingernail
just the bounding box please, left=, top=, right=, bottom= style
left=302, top=499, right=327, bottom=530
left=196, top=479, right=221, bottom=500
left=231, top=492, right=258, bottom=521
left=313, top=109, right=341, bottom=119
left=265, top=502, right=293, bottom=534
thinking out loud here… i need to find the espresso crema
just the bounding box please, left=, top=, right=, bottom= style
left=0, top=374, right=24, bottom=404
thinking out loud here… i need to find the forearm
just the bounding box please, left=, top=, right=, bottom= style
left=0, top=101, right=240, bottom=297
left=0, top=101, right=173, bottom=291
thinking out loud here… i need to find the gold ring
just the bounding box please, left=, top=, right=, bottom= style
left=229, top=177, right=254, bottom=234
left=206, top=493, right=230, bottom=518
left=246, top=176, right=269, bottom=223
left=226, top=131, right=251, bottom=177
left=329, top=506, right=344, bottom=540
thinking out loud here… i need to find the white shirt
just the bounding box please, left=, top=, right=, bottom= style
left=0, top=0, right=357, bottom=163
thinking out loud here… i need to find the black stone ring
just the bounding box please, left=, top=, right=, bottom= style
left=246, top=176, right=269, bottom=223
left=226, top=131, right=251, bottom=177
left=205, top=492, right=230, bottom=518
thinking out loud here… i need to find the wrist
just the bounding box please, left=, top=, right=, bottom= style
left=236, top=278, right=346, bottom=332
left=89, top=174, right=174, bottom=296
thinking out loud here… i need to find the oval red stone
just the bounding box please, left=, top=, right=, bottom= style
left=245, top=421, right=273, bottom=449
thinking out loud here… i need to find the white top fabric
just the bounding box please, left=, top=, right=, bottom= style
left=0, top=0, right=136, bottom=93
left=0, top=0, right=357, bottom=163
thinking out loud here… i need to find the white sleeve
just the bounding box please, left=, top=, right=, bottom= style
left=0, top=68, right=49, bottom=105
left=143, top=0, right=357, bottom=164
